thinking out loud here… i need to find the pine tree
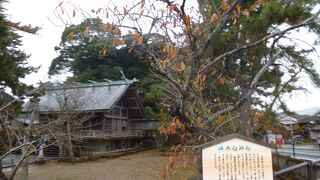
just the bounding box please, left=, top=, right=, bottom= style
left=196, top=0, right=320, bottom=135
left=0, top=0, right=37, bottom=96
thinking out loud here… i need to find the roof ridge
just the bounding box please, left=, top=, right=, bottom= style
left=46, top=79, right=139, bottom=90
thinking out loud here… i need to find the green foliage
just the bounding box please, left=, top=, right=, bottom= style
left=49, top=18, right=148, bottom=82
left=0, top=0, right=36, bottom=96
left=254, top=110, right=286, bottom=135
left=49, top=18, right=166, bottom=118
left=139, top=74, right=167, bottom=117
left=144, top=106, right=156, bottom=119
left=198, top=0, right=320, bottom=113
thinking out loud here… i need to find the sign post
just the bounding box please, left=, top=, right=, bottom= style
left=202, top=134, right=273, bottom=180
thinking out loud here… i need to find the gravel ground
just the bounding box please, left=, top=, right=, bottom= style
left=6, top=149, right=194, bottom=180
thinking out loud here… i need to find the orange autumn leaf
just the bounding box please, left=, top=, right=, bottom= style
left=168, top=47, right=175, bottom=57
left=108, top=24, right=113, bottom=31
left=121, top=39, right=126, bottom=45
left=114, top=27, right=120, bottom=35
left=158, top=62, right=164, bottom=71
left=102, top=24, right=107, bottom=32
left=138, top=36, right=144, bottom=44
left=67, top=31, right=74, bottom=41
left=221, top=0, right=229, bottom=12
left=211, top=13, right=219, bottom=24
left=113, top=37, right=120, bottom=46
left=216, top=114, right=222, bottom=122
left=220, top=77, right=225, bottom=85
left=159, top=172, right=165, bottom=179
left=185, top=15, right=190, bottom=28
left=172, top=48, right=177, bottom=58
left=83, top=27, right=89, bottom=38
left=134, top=31, right=140, bottom=41
left=99, top=48, right=107, bottom=56
left=162, top=45, right=167, bottom=53
left=242, top=9, right=249, bottom=17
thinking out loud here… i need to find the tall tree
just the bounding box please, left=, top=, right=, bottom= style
left=0, top=0, right=37, bottom=97
left=49, top=18, right=164, bottom=118
left=49, top=18, right=148, bottom=82
left=55, top=0, right=320, bottom=139
left=0, top=0, right=38, bottom=179
left=55, top=0, right=320, bottom=178
left=197, top=0, right=320, bottom=135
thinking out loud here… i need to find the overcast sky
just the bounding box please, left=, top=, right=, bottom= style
left=4, top=0, right=320, bottom=112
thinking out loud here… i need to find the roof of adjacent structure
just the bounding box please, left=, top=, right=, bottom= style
left=278, top=115, right=298, bottom=125
left=22, top=79, right=139, bottom=113
left=297, top=115, right=320, bottom=124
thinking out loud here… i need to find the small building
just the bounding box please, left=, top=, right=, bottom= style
left=278, top=114, right=298, bottom=136
left=278, top=109, right=320, bottom=143
left=20, top=79, right=160, bottom=156
left=300, top=114, right=320, bottom=143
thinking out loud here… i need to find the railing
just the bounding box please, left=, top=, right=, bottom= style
left=274, top=159, right=320, bottom=179
left=79, top=130, right=143, bottom=139
left=273, top=144, right=320, bottom=179
left=274, top=145, right=320, bottom=160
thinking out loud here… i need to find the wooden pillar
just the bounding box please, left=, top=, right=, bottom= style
left=102, top=112, right=105, bottom=131
left=120, top=105, right=123, bottom=130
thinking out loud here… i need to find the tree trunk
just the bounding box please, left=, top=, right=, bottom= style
left=19, top=142, right=28, bottom=180
left=239, top=96, right=252, bottom=137
left=0, top=160, right=7, bottom=180
left=67, top=122, right=75, bottom=164
left=58, top=143, right=63, bottom=159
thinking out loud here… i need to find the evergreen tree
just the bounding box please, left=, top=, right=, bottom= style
left=197, top=0, right=320, bottom=135
left=49, top=18, right=148, bottom=81
left=49, top=18, right=164, bottom=118
left=0, top=0, right=38, bottom=178
left=0, top=0, right=37, bottom=96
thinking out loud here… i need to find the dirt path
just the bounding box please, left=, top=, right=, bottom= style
left=9, top=149, right=189, bottom=180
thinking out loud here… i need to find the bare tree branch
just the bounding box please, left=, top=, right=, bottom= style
left=199, top=9, right=320, bottom=74
left=206, top=50, right=284, bottom=122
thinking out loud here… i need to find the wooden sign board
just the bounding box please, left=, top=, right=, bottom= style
left=202, top=134, right=273, bottom=180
